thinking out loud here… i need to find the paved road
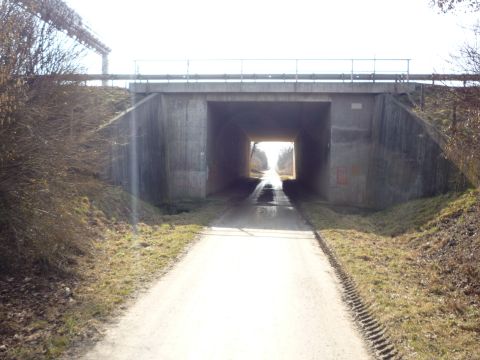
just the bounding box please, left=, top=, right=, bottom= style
left=81, top=171, right=371, bottom=360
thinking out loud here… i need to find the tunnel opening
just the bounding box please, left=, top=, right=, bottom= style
left=206, top=101, right=331, bottom=198
left=250, top=141, right=295, bottom=179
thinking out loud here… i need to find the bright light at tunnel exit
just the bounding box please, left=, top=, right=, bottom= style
left=255, top=141, right=294, bottom=170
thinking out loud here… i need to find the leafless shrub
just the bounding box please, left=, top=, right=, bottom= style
left=444, top=25, right=480, bottom=186
left=431, top=0, right=480, bottom=13
left=0, top=0, right=100, bottom=272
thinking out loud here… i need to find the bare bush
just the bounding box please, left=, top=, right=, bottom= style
left=445, top=24, right=480, bottom=186
left=0, top=0, right=80, bottom=124
left=431, top=0, right=480, bottom=12
left=0, top=0, right=97, bottom=272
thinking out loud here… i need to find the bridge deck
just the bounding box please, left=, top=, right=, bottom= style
left=129, top=81, right=416, bottom=94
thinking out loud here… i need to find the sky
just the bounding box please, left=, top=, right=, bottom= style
left=256, top=142, right=293, bottom=169
left=66, top=0, right=479, bottom=75
left=63, top=0, right=478, bottom=164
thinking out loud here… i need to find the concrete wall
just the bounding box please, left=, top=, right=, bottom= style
left=105, top=85, right=468, bottom=209
left=207, top=103, right=250, bottom=194
left=327, top=95, right=376, bottom=206
left=107, top=93, right=209, bottom=203
left=366, top=94, right=468, bottom=209
left=162, top=95, right=208, bottom=198
left=107, top=94, right=170, bottom=205
left=131, top=82, right=416, bottom=95
left=106, top=92, right=379, bottom=206
left=294, top=104, right=331, bottom=199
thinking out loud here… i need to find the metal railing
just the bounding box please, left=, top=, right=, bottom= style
left=52, top=73, right=480, bottom=86
left=132, top=58, right=411, bottom=83
left=41, top=57, right=480, bottom=86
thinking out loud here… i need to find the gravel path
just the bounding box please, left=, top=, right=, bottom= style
left=80, top=171, right=371, bottom=360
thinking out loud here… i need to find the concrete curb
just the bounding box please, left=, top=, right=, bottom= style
left=294, top=204, right=403, bottom=360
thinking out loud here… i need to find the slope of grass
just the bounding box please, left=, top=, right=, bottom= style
left=301, top=190, right=480, bottom=360
left=0, top=86, right=132, bottom=273
left=0, top=85, right=230, bottom=359
left=1, top=178, right=225, bottom=359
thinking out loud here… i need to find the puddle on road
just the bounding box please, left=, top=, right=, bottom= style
left=257, top=188, right=274, bottom=204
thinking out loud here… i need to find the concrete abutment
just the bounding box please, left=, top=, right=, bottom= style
left=105, top=83, right=468, bottom=209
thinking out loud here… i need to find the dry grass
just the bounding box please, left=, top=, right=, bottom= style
left=0, top=85, right=131, bottom=273
left=2, top=177, right=225, bottom=359
left=58, top=195, right=223, bottom=359
left=302, top=190, right=480, bottom=360
left=0, top=85, right=228, bottom=359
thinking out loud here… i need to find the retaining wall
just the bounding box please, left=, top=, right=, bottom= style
left=367, top=94, right=468, bottom=208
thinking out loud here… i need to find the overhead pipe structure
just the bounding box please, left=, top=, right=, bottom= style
left=14, top=0, right=111, bottom=85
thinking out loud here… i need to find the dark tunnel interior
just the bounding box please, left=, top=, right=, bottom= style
left=206, top=101, right=331, bottom=197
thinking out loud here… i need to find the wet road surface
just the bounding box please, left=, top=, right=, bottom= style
left=80, top=171, right=371, bottom=360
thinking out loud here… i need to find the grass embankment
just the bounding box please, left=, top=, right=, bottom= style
left=1, top=182, right=225, bottom=359
left=0, top=86, right=232, bottom=359
left=300, top=190, right=480, bottom=359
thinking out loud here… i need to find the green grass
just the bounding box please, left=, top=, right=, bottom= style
left=302, top=190, right=480, bottom=360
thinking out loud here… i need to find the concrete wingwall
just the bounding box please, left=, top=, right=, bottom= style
left=106, top=93, right=170, bottom=205
left=366, top=94, right=468, bottom=209
left=107, top=93, right=211, bottom=202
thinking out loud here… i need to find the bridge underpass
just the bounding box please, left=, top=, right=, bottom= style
left=86, top=76, right=469, bottom=359
left=207, top=101, right=330, bottom=197
left=107, top=81, right=466, bottom=209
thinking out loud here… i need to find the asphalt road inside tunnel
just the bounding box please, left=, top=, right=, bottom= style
left=80, top=171, right=371, bottom=360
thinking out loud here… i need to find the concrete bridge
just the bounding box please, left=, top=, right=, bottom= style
left=107, top=80, right=466, bottom=209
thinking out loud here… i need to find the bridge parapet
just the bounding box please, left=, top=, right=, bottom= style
left=133, top=58, right=412, bottom=81
left=129, top=81, right=416, bottom=94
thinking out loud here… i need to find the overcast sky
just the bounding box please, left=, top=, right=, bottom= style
left=66, top=0, right=478, bottom=75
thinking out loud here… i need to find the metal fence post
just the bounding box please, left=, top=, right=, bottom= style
left=351, top=59, right=354, bottom=83
left=407, top=59, right=410, bottom=83
left=240, top=59, right=244, bottom=83
left=133, top=60, right=138, bottom=85
left=295, top=59, right=298, bottom=83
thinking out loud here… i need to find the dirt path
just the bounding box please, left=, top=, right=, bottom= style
left=79, top=171, right=371, bottom=359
